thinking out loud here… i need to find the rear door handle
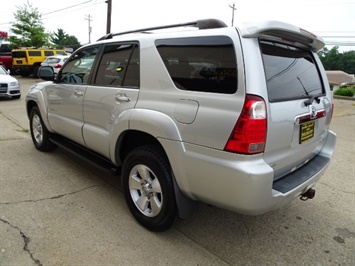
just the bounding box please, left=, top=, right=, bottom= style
left=74, top=90, right=84, bottom=96
left=115, top=93, right=131, bottom=102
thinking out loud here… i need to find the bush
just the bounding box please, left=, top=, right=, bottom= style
left=334, top=86, right=355, bottom=97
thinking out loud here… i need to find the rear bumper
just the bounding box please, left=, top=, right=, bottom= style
left=163, top=130, right=336, bottom=215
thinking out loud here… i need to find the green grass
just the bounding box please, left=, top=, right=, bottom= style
left=334, top=86, right=355, bottom=97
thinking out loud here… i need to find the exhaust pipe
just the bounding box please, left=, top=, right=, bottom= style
left=300, top=188, right=315, bottom=201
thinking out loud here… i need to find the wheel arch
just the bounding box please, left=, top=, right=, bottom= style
left=26, top=95, right=52, bottom=132
left=115, top=129, right=198, bottom=220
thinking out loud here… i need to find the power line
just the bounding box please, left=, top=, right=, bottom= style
left=42, top=0, right=93, bottom=16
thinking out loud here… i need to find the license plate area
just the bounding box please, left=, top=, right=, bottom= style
left=300, top=121, right=315, bottom=144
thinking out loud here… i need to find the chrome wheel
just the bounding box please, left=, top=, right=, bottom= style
left=129, top=164, right=163, bottom=217
left=29, top=107, right=57, bottom=152
left=32, top=114, right=43, bottom=146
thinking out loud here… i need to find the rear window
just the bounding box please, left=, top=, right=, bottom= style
left=43, top=58, right=61, bottom=64
left=261, top=40, right=324, bottom=102
left=12, top=51, right=27, bottom=58
left=156, top=36, right=237, bottom=94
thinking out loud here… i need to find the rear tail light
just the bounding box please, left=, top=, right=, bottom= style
left=54, top=64, right=62, bottom=69
left=224, top=95, right=267, bottom=154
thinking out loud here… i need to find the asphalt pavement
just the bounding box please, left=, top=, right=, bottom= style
left=0, top=77, right=354, bottom=265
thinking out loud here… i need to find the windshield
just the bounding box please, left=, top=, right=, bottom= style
left=261, top=40, right=324, bottom=102
left=0, top=66, right=8, bottom=75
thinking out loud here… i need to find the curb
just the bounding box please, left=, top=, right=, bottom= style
left=333, top=95, right=355, bottom=101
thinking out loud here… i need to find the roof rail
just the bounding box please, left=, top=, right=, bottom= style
left=97, top=19, right=227, bottom=41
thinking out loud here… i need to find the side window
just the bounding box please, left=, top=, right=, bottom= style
left=28, top=51, right=41, bottom=56
left=44, top=51, right=54, bottom=56
left=60, top=46, right=99, bottom=84
left=94, top=43, right=139, bottom=88
left=156, top=36, right=237, bottom=94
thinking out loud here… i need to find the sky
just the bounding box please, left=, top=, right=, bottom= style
left=0, top=0, right=354, bottom=51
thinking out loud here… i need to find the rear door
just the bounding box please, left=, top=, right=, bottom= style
left=260, top=40, right=333, bottom=180
left=82, top=42, right=140, bottom=158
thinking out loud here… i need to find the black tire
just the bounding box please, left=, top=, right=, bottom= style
left=29, top=106, right=57, bottom=152
left=32, top=65, right=40, bottom=78
left=122, top=145, right=178, bottom=232
left=12, top=95, right=21, bottom=99
left=20, top=71, right=30, bottom=77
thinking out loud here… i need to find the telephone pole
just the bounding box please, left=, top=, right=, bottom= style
left=85, top=14, right=93, bottom=43
left=106, top=0, right=112, bottom=34
left=229, top=3, right=237, bottom=27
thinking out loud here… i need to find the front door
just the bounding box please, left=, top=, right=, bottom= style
left=46, top=46, right=100, bottom=145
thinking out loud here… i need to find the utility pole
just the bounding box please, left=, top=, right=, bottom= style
left=106, top=0, right=112, bottom=34
left=229, top=3, right=237, bottom=27
left=85, top=14, right=93, bottom=43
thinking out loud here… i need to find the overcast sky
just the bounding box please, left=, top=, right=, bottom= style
left=1, top=0, right=354, bottom=51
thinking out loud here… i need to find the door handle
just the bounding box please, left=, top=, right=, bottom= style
left=74, top=90, right=84, bottom=96
left=115, top=93, right=131, bottom=102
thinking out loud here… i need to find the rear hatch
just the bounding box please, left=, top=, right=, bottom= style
left=12, top=51, right=28, bottom=65
left=240, top=21, right=333, bottom=181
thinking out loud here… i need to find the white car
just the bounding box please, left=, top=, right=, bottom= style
left=0, top=65, right=21, bottom=99
left=41, top=55, right=70, bottom=74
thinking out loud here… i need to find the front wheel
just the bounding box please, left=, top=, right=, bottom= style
left=122, top=145, right=178, bottom=231
left=29, top=107, right=57, bottom=152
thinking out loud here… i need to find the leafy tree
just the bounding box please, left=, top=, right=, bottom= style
left=51, top=29, right=81, bottom=51
left=318, top=46, right=355, bottom=74
left=8, top=1, right=50, bottom=48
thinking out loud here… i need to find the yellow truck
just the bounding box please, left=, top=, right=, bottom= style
left=12, top=48, right=67, bottom=77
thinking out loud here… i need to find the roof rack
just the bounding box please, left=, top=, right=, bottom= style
left=97, top=18, right=227, bottom=41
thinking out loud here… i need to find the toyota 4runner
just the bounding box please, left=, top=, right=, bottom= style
left=26, top=19, right=336, bottom=231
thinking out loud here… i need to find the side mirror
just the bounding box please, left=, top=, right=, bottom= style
left=38, top=66, right=55, bottom=81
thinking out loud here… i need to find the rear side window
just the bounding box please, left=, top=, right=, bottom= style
left=156, top=36, right=237, bottom=94
left=261, top=41, right=324, bottom=102
left=94, top=43, right=139, bottom=88
left=28, top=51, right=41, bottom=56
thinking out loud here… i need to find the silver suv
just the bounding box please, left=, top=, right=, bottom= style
left=26, top=19, right=336, bottom=231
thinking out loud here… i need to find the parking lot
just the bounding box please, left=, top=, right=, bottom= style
left=1, top=77, right=354, bottom=265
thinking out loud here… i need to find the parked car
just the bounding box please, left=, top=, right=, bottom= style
left=41, top=55, right=70, bottom=74
left=12, top=48, right=67, bottom=77
left=26, top=19, right=336, bottom=231
left=0, top=65, right=20, bottom=99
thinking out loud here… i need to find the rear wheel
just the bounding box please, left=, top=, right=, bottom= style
left=32, top=65, right=40, bottom=78
left=29, top=107, right=57, bottom=152
left=122, top=145, right=178, bottom=231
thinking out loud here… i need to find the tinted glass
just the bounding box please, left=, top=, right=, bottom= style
left=94, top=43, right=139, bottom=88
left=29, top=51, right=41, bottom=56
left=12, top=52, right=27, bottom=58
left=60, top=46, right=99, bottom=84
left=156, top=36, right=237, bottom=94
left=44, top=51, right=54, bottom=56
left=261, top=41, right=324, bottom=102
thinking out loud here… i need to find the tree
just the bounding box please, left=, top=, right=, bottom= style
left=8, top=1, right=50, bottom=48
left=318, top=46, right=355, bottom=74
left=51, top=29, right=81, bottom=51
